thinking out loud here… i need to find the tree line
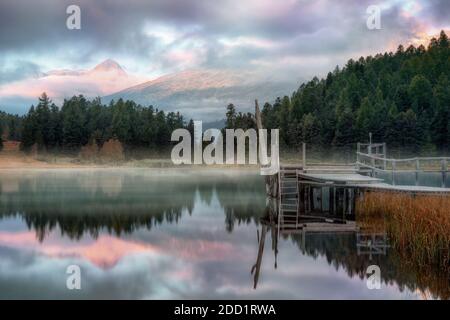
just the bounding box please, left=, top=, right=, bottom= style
left=1, top=31, right=449, bottom=154
left=0, top=93, right=192, bottom=152
left=225, top=30, right=450, bottom=153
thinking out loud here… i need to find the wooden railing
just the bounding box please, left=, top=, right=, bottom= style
left=356, top=145, right=449, bottom=187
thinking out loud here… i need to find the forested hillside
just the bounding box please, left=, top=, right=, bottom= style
left=225, top=31, right=449, bottom=153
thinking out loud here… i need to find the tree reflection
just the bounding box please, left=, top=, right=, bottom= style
left=0, top=170, right=266, bottom=241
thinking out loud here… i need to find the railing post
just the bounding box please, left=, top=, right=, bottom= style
left=369, top=145, right=375, bottom=170
left=392, top=160, right=396, bottom=186
left=356, top=143, right=360, bottom=170
left=415, top=159, right=420, bottom=186
left=442, top=159, right=447, bottom=188
left=302, top=142, right=306, bottom=169
left=382, top=143, right=387, bottom=170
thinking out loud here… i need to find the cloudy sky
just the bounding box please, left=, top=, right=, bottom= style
left=0, top=0, right=449, bottom=113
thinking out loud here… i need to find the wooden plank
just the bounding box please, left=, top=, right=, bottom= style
left=298, top=173, right=383, bottom=184
left=302, top=222, right=359, bottom=233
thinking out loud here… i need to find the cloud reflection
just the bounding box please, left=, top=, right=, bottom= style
left=0, top=169, right=440, bottom=299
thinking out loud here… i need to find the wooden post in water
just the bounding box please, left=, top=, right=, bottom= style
left=252, top=225, right=267, bottom=289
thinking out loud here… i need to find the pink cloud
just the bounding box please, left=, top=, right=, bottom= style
left=0, top=230, right=243, bottom=269
left=0, top=61, right=149, bottom=104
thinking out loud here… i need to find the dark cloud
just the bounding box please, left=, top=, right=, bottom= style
left=421, top=0, right=450, bottom=26
left=0, top=0, right=447, bottom=100
left=0, top=0, right=211, bottom=58
left=0, top=60, right=43, bottom=84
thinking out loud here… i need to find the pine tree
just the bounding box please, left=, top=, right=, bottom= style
left=409, top=75, right=433, bottom=114
left=438, top=30, right=449, bottom=48
left=20, top=105, right=37, bottom=151
left=432, top=74, right=450, bottom=150
left=155, top=110, right=169, bottom=146
left=61, top=96, right=88, bottom=151
left=385, top=102, right=399, bottom=145
left=35, top=92, right=51, bottom=150
left=300, top=113, right=322, bottom=146
left=279, top=96, right=291, bottom=145
left=225, top=104, right=237, bottom=129
left=333, top=108, right=355, bottom=147
left=396, top=110, right=421, bottom=151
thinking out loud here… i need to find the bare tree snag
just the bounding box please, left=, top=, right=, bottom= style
left=255, top=99, right=278, bottom=198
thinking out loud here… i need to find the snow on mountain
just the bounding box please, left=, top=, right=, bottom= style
left=104, top=69, right=293, bottom=121
left=45, top=59, right=128, bottom=78
left=88, top=59, right=128, bottom=77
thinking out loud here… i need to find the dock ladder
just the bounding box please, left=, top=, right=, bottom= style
left=278, top=167, right=300, bottom=232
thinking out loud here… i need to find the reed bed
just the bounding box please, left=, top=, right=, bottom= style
left=357, top=192, right=450, bottom=271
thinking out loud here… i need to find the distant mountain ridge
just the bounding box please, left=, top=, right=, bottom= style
left=0, top=58, right=294, bottom=119
left=104, top=69, right=293, bottom=121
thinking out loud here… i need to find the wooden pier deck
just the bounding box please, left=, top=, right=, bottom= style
left=275, top=161, right=449, bottom=238
left=294, top=170, right=450, bottom=194
left=297, top=172, right=382, bottom=185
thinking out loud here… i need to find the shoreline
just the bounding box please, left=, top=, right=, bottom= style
left=0, top=153, right=262, bottom=172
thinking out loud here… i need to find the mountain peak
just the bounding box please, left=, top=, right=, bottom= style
left=92, top=59, right=126, bottom=75
left=104, top=68, right=292, bottom=121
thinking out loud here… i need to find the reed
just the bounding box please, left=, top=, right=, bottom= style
left=357, top=192, right=450, bottom=271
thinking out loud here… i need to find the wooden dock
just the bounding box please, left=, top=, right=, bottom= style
left=275, top=139, right=450, bottom=197
left=253, top=102, right=449, bottom=239
left=272, top=142, right=450, bottom=239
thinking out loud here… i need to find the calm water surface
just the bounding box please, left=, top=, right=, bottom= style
left=0, top=168, right=447, bottom=299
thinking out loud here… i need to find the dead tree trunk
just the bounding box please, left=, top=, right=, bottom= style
left=255, top=99, right=278, bottom=198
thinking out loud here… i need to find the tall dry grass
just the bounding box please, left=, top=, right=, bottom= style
left=357, top=192, right=450, bottom=271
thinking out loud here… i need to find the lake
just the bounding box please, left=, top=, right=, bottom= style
left=0, top=168, right=447, bottom=299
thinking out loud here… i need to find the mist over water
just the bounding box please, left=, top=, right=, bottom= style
left=0, top=169, right=446, bottom=299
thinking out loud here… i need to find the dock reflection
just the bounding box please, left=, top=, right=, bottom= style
left=251, top=198, right=449, bottom=300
